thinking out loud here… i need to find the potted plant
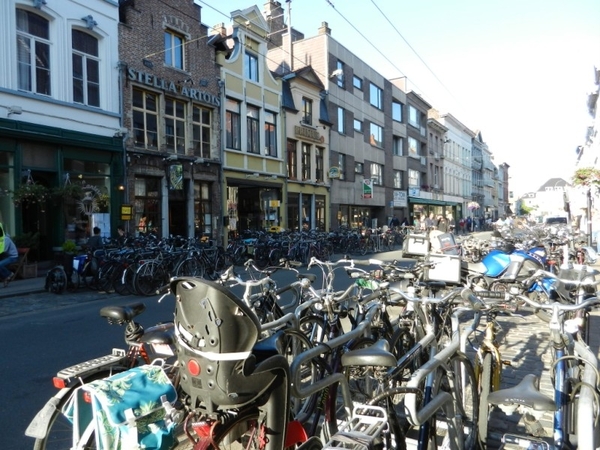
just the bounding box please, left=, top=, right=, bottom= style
left=11, top=183, right=50, bottom=207
left=61, top=240, right=78, bottom=276
left=52, top=183, right=84, bottom=202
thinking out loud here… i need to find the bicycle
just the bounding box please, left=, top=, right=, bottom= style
left=26, top=300, right=177, bottom=450
left=486, top=281, right=600, bottom=450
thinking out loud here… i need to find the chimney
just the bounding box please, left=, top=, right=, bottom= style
left=318, top=21, right=331, bottom=35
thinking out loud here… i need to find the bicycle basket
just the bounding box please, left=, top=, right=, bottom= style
left=172, top=277, right=277, bottom=412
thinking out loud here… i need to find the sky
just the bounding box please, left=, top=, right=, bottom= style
left=197, top=0, right=600, bottom=197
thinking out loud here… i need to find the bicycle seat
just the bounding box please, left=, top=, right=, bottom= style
left=173, top=277, right=289, bottom=413
left=100, top=303, right=146, bottom=323
left=341, top=339, right=397, bottom=368
left=487, top=374, right=556, bottom=411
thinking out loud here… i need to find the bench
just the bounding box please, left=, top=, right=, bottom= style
left=6, top=247, right=30, bottom=286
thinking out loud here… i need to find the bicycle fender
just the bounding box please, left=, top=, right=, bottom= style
left=25, top=387, right=73, bottom=439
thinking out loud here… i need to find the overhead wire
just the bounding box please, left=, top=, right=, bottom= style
left=368, top=0, right=462, bottom=107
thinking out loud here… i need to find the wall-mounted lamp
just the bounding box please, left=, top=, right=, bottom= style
left=245, top=173, right=260, bottom=178
left=117, top=185, right=125, bottom=191
left=164, top=154, right=178, bottom=162
left=7, top=106, right=22, bottom=117
left=265, top=174, right=278, bottom=180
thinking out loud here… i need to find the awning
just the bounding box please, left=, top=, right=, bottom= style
left=409, top=197, right=458, bottom=207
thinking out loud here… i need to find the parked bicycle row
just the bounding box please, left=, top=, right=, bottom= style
left=28, top=223, right=600, bottom=449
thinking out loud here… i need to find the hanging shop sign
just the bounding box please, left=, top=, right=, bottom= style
left=127, top=68, right=220, bottom=107
left=363, top=179, right=373, bottom=199
left=120, top=204, right=133, bottom=221
left=328, top=166, right=341, bottom=179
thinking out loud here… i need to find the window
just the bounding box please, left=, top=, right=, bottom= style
left=371, top=163, right=383, bottom=185
left=393, top=170, right=402, bottom=189
left=165, top=98, right=186, bottom=154
left=353, top=75, right=362, bottom=90
left=72, top=30, right=99, bottom=107
left=338, top=153, right=346, bottom=180
left=408, top=169, right=420, bottom=187
left=393, top=136, right=403, bottom=156
left=408, top=105, right=420, bottom=128
left=355, top=162, right=364, bottom=174
left=245, top=51, right=258, bottom=82
left=408, top=136, right=419, bottom=156
left=16, top=9, right=51, bottom=95
left=192, top=105, right=211, bottom=158
left=301, top=144, right=311, bottom=180
left=392, top=101, right=403, bottom=122
left=287, top=140, right=297, bottom=179
left=247, top=105, right=260, bottom=154
left=301, top=97, right=312, bottom=125
left=316, top=147, right=324, bottom=182
left=265, top=111, right=277, bottom=157
left=225, top=98, right=241, bottom=150
left=164, top=30, right=184, bottom=69
left=369, top=82, right=383, bottom=109
left=353, top=119, right=363, bottom=133
left=369, top=123, right=383, bottom=147
left=335, top=60, right=344, bottom=88
left=337, top=107, right=345, bottom=134
left=134, top=177, right=161, bottom=236
left=194, top=181, right=213, bottom=237
left=132, top=88, right=158, bottom=149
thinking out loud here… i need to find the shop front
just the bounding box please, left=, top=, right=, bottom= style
left=225, top=172, right=284, bottom=238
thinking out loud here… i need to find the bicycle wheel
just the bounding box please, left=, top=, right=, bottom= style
left=478, top=353, right=492, bottom=448
left=31, top=370, right=122, bottom=450
left=134, top=261, right=169, bottom=296
left=175, top=258, right=205, bottom=278
left=113, top=265, right=135, bottom=296
left=427, top=352, right=478, bottom=450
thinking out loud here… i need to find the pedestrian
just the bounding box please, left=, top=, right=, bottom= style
left=389, top=215, right=400, bottom=228
left=0, top=223, right=19, bottom=287
left=466, top=217, right=472, bottom=233
left=437, top=215, right=448, bottom=233
left=138, top=215, right=147, bottom=235
left=116, top=225, right=129, bottom=245
left=87, top=226, right=103, bottom=251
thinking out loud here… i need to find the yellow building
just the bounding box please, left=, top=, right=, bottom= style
left=210, top=7, right=286, bottom=238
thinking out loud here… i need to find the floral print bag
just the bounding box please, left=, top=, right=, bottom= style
left=73, top=365, right=177, bottom=450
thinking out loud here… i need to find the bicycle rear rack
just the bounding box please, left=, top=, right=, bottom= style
left=322, top=405, right=388, bottom=450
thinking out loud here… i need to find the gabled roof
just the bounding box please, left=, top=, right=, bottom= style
left=538, top=177, right=570, bottom=191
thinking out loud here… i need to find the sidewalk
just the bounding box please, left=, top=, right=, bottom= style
left=0, top=270, right=120, bottom=318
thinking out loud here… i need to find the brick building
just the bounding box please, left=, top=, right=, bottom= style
left=118, top=0, right=222, bottom=239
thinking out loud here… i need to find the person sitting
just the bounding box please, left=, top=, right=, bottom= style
left=0, top=224, right=19, bottom=287
left=86, top=226, right=104, bottom=251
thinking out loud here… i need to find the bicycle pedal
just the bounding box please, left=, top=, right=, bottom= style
left=502, top=433, right=550, bottom=449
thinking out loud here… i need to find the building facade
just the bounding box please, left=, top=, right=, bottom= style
left=280, top=66, right=331, bottom=231
left=0, top=0, right=122, bottom=259
left=209, top=6, right=286, bottom=237
left=119, top=0, right=222, bottom=240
